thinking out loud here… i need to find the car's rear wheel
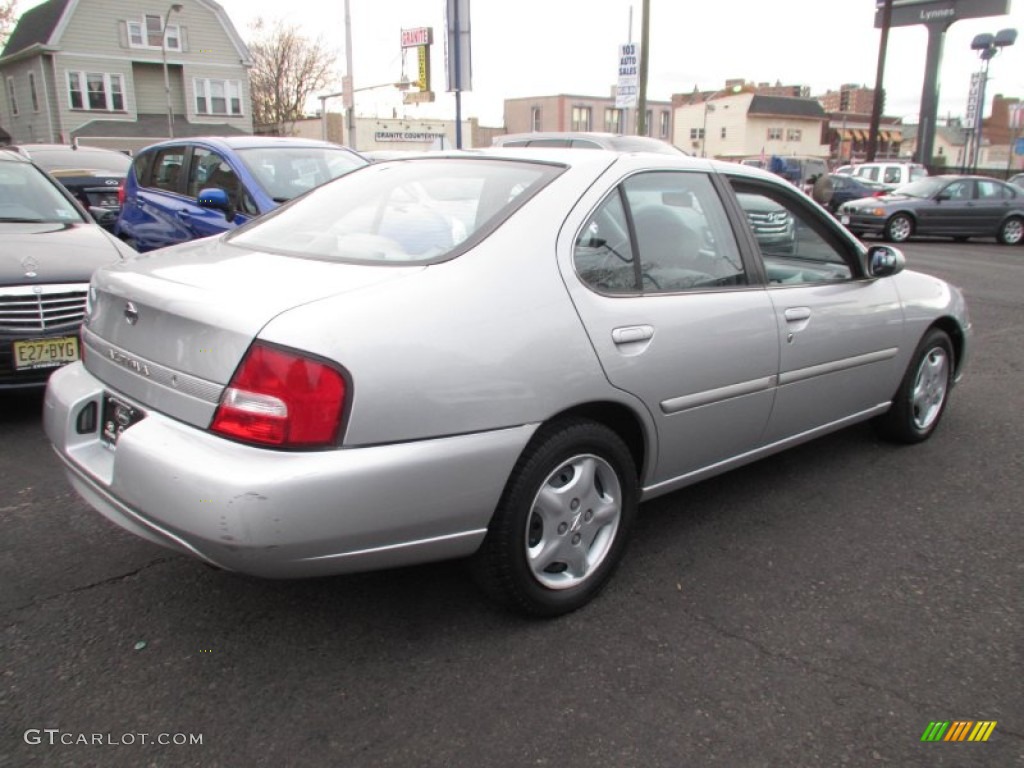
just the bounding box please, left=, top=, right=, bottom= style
left=472, top=420, right=638, bottom=617
left=884, top=213, right=913, bottom=243
left=997, top=216, right=1023, bottom=245
left=873, top=328, right=953, bottom=444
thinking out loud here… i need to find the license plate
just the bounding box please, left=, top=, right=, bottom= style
left=101, top=393, right=145, bottom=446
left=13, top=336, right=79, bottom=370
left=840, top=214, right=850, bottom=226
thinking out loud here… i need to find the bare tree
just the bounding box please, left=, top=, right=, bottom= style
left=248, top=19, right=337, bottom=135
left=1, top=0, right=17, bottom=50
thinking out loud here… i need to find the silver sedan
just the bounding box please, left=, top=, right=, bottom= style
left=44, top=149, right=971, bottom=616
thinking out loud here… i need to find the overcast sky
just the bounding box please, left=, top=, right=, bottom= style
left=20, top=0, right=1024, bottom=126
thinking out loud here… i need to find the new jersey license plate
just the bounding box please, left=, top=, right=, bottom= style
left=12, top=336, right=80, bottom=370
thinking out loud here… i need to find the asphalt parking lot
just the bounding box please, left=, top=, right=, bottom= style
left=1, top=240, right=1021, bottom=768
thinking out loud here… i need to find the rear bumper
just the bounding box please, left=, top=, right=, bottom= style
left=44, top=362, right=537, bottom=577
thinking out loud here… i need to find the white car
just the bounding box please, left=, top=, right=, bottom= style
left=852, top=162, right=928, bottom=187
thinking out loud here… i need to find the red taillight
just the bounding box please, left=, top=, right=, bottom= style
left=210, top=344, right=346, bottom=448
left=117, top=182, right=125, bottom=206
left=872, top=190, right=885, bottom=197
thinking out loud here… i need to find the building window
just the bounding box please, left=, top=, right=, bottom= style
left=127, top=15, right=181, bottom=51
left=660, top=111, right=670, bottom=139
left=767, top=127, right=783, bottom=141
left=689, top=127, right=705, bottom=140
left=571, top=106, right=591, bottom=132
left=604, top=108, right=623, bottom=134
left=194, top=78, right=243, bottom=116
left=720, top=126, right=727, bottom=139
left=530, top=107, right=541, bottom=132
left=786, top=128, right=802, bottom=141
left=6, top=77, right=17, bottom=116
left=28, top=72, right=39, bottom=112
left=67, top=72, right=125, bottom=111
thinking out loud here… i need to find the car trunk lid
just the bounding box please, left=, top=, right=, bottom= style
left=84, top=237, right=421, bottom=428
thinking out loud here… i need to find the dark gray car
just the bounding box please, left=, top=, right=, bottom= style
left=0, top=150, right=133, bottom=389
left=838, top=175, right=1024, bottom=245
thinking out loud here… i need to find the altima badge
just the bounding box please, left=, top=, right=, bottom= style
left=124, top=301, right=139, bottom=325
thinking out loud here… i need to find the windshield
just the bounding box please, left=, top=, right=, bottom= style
left=0, top=161, right=86, bottom=223
left=28, top=148, right=131, bottom=173
left=892, top=178, right=945, bottom=198
left=228, top=158, right=564, bottom=264
left=235, top=146, right=368, bottom=202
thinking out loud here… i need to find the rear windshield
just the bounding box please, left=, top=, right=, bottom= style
left=228, top=158, right=564, bottom=264
left=0, top=161, right=86, bottom=223
left=28, top=148, right=131, bottom=174
left=234, top=146, right=368, bottom=202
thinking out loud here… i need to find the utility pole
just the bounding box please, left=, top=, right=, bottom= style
left=343, top=0, right=356, bottom=149
left=867, top=0, right=893, bottom=162
left=636, top=0, right=649, bottom=136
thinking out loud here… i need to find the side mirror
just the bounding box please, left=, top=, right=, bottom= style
left=197, top=187, right=233, bottom=218
left=935, top=192, right=951, bottom=202
left=866, top=245, right=905, bottom=278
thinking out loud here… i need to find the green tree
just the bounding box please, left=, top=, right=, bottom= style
left=247, top=19, right=336, bottom=135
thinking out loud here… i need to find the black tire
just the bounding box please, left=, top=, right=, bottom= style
left=997, top=216, right=1023, bottom=246
left=873, top=328, right=954, bottom=444
left=884, top=213, right=913, bottom=243
left=471, top=419, right=638, bottom=617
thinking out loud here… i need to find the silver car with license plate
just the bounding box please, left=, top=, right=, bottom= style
left=44, top=150, right=971, bottom=616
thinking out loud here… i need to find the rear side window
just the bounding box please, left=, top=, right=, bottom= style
left=574, top=171, right=745, bottom=294
left=229, top=158, right=563, bottom=264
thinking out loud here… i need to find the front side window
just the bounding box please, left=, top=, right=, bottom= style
left=571, top=106, right=591, bottom=132
left=147, top=147, right=186, bottom=192
left=575, top=171, right=745, bottom=295
left=188, top=148, right=258, bottom=215
left=229, top=158, right=563, bottom=264
left=67, top=72, right=124, bottom=111
left=194, top=79, right=243, bottom=116
left=729, top=178, right=855, bottom=285
left=882, top=166, right=901, bottom=184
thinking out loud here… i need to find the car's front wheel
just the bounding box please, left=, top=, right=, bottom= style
left=997, top=216, right=1023, bottom=245
left=884, top=213, right=914, bottom=243
left=873, top=328, right=954, bottom=444
left=472, top=420, right=638, bottom=617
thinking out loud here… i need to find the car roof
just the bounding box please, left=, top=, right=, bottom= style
left=137, top=136, right=351, bottom=154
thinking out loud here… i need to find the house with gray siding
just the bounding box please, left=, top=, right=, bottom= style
left=0, top=0, right=252, bottom=152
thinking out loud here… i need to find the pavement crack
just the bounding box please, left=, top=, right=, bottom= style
left=5, top=556, right=176, bottom=616
left=684, top=609, right=958, bottom=713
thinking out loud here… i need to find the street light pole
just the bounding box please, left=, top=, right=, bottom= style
left=161, top=3, right=183, bottom=139
left=969, top=29, right=1017, bottom=173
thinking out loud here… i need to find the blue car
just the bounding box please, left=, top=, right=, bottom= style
left=115, top=136, right=367, bottom=252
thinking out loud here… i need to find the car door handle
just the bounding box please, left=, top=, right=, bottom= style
left=784, top=307, right=811, bottom=322
left=611, top=325, right=654, bottom=345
